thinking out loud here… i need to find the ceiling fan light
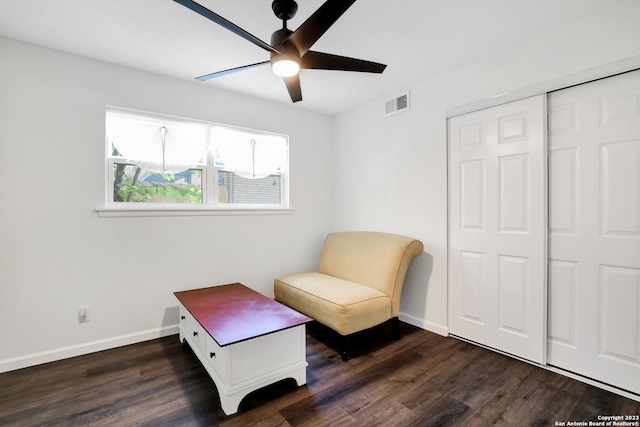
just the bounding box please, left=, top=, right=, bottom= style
left=271, top=57, right=299, bottom=77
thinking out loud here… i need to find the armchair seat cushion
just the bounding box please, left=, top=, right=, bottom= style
left=275, top=272, right=391, bottom=336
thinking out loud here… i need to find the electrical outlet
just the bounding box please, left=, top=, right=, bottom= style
left=78, top=306, right=90, bottom=323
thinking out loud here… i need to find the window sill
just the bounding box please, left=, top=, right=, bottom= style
left=95, top=206, right=294, bottom=218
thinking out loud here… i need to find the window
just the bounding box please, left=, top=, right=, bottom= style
left=104, top=108, right=289, bottom=214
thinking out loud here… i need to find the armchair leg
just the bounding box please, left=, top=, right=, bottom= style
left=391, top=317, right=401, bottom=340
left=340, top=335, right=351, bottom=362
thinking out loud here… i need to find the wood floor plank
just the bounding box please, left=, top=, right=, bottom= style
left=356, top=400, right=416, bottom=426
left=1, top=323, right=638, bottom=427
left=410, top=392, right=472, bottom=426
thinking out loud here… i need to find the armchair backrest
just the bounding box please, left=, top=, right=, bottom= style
left=318, top=231, right=423, bottom=317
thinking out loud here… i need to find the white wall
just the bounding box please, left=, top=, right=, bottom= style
left=332, top=0, right=640, bottom=335
left=0, top=37, right=334, bottom=371
left=2, top=0, right=639, bottom=372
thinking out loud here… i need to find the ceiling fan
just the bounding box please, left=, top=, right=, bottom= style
left=173, top=0, right=387, bottom=103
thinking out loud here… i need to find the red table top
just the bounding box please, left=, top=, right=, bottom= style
left=174, top=283, right=312, bottom=347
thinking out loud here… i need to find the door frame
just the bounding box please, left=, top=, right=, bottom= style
left=446, top=56, right=640, bottom=119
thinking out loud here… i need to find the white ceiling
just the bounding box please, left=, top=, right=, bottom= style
left=0, top=0, right=622, bottom=115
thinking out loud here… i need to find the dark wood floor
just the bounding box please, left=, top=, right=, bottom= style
left=1, top=322, right=638, bottom=427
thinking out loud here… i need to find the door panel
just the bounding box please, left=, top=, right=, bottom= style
left=547, top=69, right=640, bottom=395
left=449, top=95, right=546, bottom=364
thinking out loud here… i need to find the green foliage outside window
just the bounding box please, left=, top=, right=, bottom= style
left=113, top=164, right=203, bottom=204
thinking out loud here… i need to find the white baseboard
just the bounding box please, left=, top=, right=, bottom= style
left=1, top=317, right=448, bottom=374
left=399, top=312, right=449, bottom=337
left=0, top=325, right=180, bottom=374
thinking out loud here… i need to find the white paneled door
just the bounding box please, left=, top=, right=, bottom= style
left=547, top=70, right=640, bottom=394
left=449, top=95, right=547, bottom=364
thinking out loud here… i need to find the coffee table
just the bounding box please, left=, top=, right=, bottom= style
left=174, top=283, right=312, bottom=415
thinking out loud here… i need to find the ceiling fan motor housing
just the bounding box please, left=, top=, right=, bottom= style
left=270, top=28, right=294, bottom=54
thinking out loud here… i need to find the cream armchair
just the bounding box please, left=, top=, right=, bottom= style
left=274, top=231, right=423, bottom=360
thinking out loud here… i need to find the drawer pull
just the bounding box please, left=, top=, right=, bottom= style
left=181, top=315, right=185, bottom=320
left=210, top=352, right=216, bottom=358
left=193, top=331, right=198, bottom=337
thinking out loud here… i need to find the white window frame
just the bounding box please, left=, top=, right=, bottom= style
left=97, top=107, right=292, bottom=218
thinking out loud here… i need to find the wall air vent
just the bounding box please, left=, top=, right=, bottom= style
left=384, top=91, right=410, bottom=116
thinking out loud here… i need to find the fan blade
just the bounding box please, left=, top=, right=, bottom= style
left=286, top=0, right=357, bottom=56
left=195, top=61, right=270, bottom=81
left=173, top=0, right=279, bottom=54
left=283, top=74, right=302, bottom=103
left=300, top=51, right=386, bottom=73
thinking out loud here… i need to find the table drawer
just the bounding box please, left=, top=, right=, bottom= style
left=180, top=305, right=207, bottom=355
left=179, top=305, right=190, bottom=334
left=205, top=335, right=229, bottom=382
left=190, top=318, right=207, bottom=355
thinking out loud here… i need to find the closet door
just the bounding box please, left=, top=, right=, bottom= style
left=449, top=95, right=546, bottom=364
left=547, top=70, right=640, bottom=394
